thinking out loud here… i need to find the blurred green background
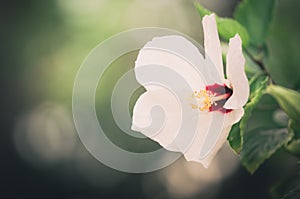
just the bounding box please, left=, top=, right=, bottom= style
left=1, top=0, right=300, bottom=198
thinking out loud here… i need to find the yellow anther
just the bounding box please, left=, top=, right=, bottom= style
left=191, top=104, right=198, bottom=109
left=191, top=90, right=213, bottom=111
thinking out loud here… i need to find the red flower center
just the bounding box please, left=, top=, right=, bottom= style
left=192, top=83, right=233, bottom=113
left=206, top=84, right=233, bottom=113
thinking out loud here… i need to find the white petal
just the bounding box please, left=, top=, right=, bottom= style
left=183, top=112, right=213, bottom=164
left=224, top=34, right=249, bottom=109
left=131, top=87, right=182, bottom=150
left=183, top=111, right=224, bottom=167
left=206, top=108, right=244, bottom=160
left=135, top=35, right=208, bottom=92
left=197, top=125, right=232, bottom=168
left=183, top=108, right=244, bottom=167
left=202, top=14, right=224, bottom=79
left=227, top=107, right=245, bottom=125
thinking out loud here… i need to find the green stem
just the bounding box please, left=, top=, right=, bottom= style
left=244, top=48, right=274, bottom=84
left=244, top=48, right=266, bottom=72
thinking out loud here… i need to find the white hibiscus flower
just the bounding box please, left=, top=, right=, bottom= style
left=131, top=14, right=249, bottom=168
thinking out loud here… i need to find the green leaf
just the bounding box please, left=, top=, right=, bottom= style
left=228, top=122, right=242, bottom=153
left=282, top=189, right=300, bottom=199
left=267, top=85, right=300, bottom=124
left=244, top=50, right=262, bottom=76
left=217, top=18, right=249, bottom=47
left=194, top=2, right=211, bottom=17
left=285, top=120, right=300, bottom=155
left=228, top=75, right=268, bottom=154
left=234, top=0, right=276, bottom=47
left=195, top=2, right=249, bottom=47
left=289, top=120, right=300, bottom=140
left=265, top=0, right=300, bottom=88
left=240, top=128, right=292, bottom=174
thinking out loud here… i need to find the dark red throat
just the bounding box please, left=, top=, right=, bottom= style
left=206, top=83, right=233, bottom=113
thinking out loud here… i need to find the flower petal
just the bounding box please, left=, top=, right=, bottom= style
left=183, top=112, right=213, bottom=164
left=204, top=108, right=244, bottom=165
left=135, top=35, right=209, bottom=92
left=227, top=107, right=245, bottom=125
left=224, top=34, right=249, bottom=109
left=189, top=108, right=244, bottom=168
left=198, top=125, right=232, bottom=168
left=202, top=14, right=224, bottom=79
left=131, top=86, right=182, bottom=149
left=183, top=111, right=224, bottom=167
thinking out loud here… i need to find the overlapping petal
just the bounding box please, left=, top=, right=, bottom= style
left=202, top=14, right=224, bottom=79
left=135, top=35, right=207, bottom=92
left=132, top=86, right=182, bottom=148
left=224, top=35, right=249, bottom=109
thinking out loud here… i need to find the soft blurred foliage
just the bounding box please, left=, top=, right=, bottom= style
left=1, top=0, right=300, bottom=198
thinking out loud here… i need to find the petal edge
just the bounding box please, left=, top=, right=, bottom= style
left=224, top=34, right=249, bottom=109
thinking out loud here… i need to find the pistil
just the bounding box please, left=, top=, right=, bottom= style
left=192, top=83, right=233, bottom=113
